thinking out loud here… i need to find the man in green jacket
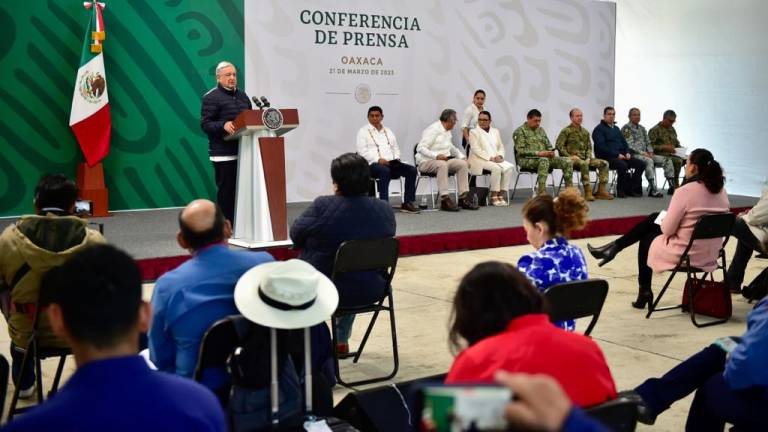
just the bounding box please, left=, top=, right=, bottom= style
left=513, top=109, right=574, bottom=196
left=0, top=174, right=106, bottom=398
left=648, top=110, right=685, bottom=194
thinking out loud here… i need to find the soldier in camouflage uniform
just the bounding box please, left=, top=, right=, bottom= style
left=513, top=109, right=574, bottom=195
left=555, top=108, right=613, bottom=201
left=648, top=110, right=685, bottom=194
left=621, top=108, right=671, bottom=198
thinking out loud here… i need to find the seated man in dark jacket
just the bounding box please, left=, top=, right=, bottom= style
left=592, top=106, right=645, bottom=198
left=0, top=174, right=105, bottom=398
left=290, top=153, right=396, bottom=354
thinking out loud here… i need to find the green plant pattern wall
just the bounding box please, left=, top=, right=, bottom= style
left=0, top=0, right=244, bottom=216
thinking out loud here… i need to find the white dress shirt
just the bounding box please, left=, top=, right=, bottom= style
left=356, top=124, right=401, bottom=164
left=461, top=104, right=481, bottom=130
left=416, top=121, right=465, bottom=165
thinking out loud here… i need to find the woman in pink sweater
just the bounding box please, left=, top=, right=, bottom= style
left=587, top=149, right=730, bottom=309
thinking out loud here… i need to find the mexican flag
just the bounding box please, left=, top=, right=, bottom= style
left=69, top=1, right=111, bottom=167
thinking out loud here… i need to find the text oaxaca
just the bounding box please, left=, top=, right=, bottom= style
left=300, top=10, right=421, bottom=48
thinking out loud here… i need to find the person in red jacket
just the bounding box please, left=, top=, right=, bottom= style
left=445, top=261, right=617, bottom=407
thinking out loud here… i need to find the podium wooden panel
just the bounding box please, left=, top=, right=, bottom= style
left=226, top=108, right=298, bottom=249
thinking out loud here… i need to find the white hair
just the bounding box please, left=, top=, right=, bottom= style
left=215, top=61, right=235, bottom=76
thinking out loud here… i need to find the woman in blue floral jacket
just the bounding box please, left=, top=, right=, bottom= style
left=518, top=188, right=590, bottom=331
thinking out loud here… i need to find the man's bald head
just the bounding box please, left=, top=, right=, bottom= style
left=177, top=199, right=229, bottom=251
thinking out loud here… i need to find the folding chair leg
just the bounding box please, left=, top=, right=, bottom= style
left=8, top=341, right=35, bottom=420
left=352, top=308, right=381, bottom=364
left=510, top=173, right=522, bottom=200
left=646, top=270, right=682, bottom=318
left=331, top=315, right=343, bottom=386
left=334, top=296, right=399, bottom=387
left=50, top=355, right=67, bottom=396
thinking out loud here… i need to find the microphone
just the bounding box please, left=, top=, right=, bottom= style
left=251, top=96, right=263, bottom=109
left=259, top=96, right=271, bottom=108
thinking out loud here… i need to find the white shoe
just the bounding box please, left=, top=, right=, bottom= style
left=18, top=385, right=35, bottom=399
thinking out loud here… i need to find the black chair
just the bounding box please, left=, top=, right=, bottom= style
left=585, top=395, right=639, bottom=432
left=544, top=279, right=609, bottom=336
left=7, top=298, right=70, bottom=420
left=194, top=315, right=252, bottom=381
left=647, top=212, right=736, bottom=327
left=330, top=237, right=400, bottom=387
left=193, top=315, right=252, bottom=404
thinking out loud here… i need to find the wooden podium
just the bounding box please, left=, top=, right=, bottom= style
left=225, top=108, right=298, bottom=249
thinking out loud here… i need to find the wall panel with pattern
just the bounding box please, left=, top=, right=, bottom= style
left=0, top=0, right=244, bottom=216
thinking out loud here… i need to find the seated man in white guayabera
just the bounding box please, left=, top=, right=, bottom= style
left=468, top=110, right=514, bottom=206
left=355, top=105, right=420, bottom=214
left=416, top=109, right=479, bottom=212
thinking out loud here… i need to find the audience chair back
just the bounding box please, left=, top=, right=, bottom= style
left=194, top=314, right=251, bottom=383
left=544, top=279, right=609, bottom=336
left=647, top=212, right=736, bottom=327
left=584, top=395, right=639, bottom=432
left=330, top=237, right=400, bottom=387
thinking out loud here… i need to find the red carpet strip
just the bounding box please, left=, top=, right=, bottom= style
left=138, top=207, right=751, bottom=281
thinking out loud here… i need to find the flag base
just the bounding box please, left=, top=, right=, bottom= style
left=76, top=162, right=109, bottom=217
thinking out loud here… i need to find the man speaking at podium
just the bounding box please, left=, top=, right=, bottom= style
left=201, top=61, right=252, bottom=224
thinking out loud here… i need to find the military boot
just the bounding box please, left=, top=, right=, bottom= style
left=584, top=187, right=595, bottom=201
left=594, top=183, right=614, bottom=200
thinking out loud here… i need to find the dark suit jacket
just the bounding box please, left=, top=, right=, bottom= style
left=290, top=195, right=396, bottom=307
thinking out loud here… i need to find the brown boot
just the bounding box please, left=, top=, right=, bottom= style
left=440, top=195, right=459, bottom=212
left=584, top=187, right=595, bottom=201
left=594, top=183, right=614, bottom=200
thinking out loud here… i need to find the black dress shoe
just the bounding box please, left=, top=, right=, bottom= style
left=617, top=191, right=626, bottom=198
left=632, top=289, right=654, bottom=310
left=587, top=242, right=619, bottom=267
left=628, top=191, right=643, bottom=197
left=458, top=196, right=480, bottom=210
left=617, top=390, right=657, bottom=425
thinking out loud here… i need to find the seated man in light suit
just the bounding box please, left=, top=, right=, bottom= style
left=356, top=106, right=420, bottom=214
left=416, top=109, right=479, bottom=212
left=468, top=110, right=514, bottom=206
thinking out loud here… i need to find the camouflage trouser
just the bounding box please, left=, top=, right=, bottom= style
left=572, top=158, right=609, bottom=187
left=633, top=154, right=675, bottom=183
left=518, top=157, right=573, bottom=192
left=660, top=154, right=685, bottom=183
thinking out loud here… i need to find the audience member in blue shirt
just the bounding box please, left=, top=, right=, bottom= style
left=517, top=189, right=589, bottom=331
left=148, top=199, right=273, bottom=390
left=1, top=244, right=226, bottom=432
left=627, top=297, right=768, bottom=431
left=592, top=107, right=645, bottom=197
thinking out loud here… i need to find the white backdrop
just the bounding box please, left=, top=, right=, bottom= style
left=615, top=0, right=768, bottom=197
left=245, top=0, right=616, bottom=202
